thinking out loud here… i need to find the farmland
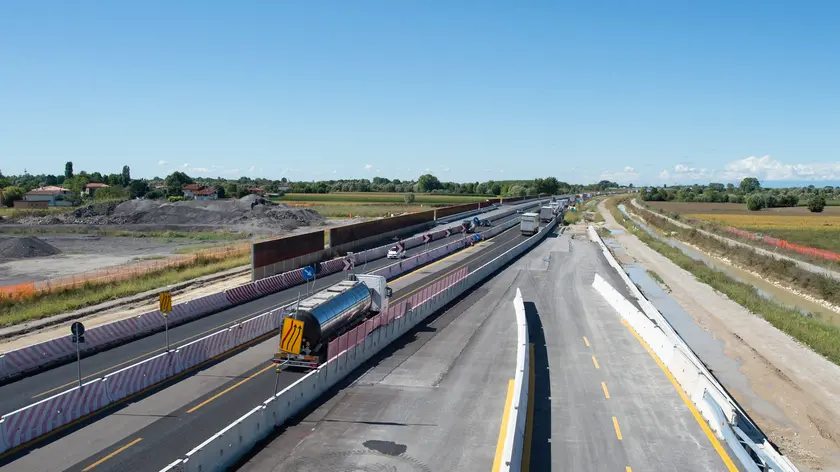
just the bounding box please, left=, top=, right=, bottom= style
left=644, top=201, right=840, bottom=253
left=276, top=192, right=489, bottom=204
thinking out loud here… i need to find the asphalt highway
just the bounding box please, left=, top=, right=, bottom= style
left=0, top=202, right=541, bottom=417
left=0, top=207, right=539, bottom=471
left=229, top=224, right=742, bottom=472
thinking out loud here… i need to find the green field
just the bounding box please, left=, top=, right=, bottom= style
left=276, top=192, right=489, bottom=204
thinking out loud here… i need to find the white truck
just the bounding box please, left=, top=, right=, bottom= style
left=539, top=206, right=554, bottom=223
left=520, top=212, right=540, bottom=236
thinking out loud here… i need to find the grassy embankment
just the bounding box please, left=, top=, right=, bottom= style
left=0, top=253, right=250, bottom=327
left=605, top=197, right=840, bottom=366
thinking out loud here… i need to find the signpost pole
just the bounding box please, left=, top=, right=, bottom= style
left=164, top=314, right=170, bottom=352
left=75, top=338, right=82, bottom=388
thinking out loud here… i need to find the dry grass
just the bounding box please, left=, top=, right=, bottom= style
left=685, top=213, right=840, bottom=231
left=287, top=203, right=426, bottom=218
left=647, top=201, right=840, bottom=215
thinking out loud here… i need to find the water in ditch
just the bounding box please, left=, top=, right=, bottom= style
left=617, top=204, right=840, bottom=326
left=622, top=263, right=791, bottom=425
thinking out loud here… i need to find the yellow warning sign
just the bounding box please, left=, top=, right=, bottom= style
left=159, top=292, right=172, bottom=314
left=279, top=317, right=304, bottom=355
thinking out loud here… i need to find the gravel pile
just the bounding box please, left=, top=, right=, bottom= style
left=8, top=196, right=323, bottom=231
left=0, top=236, right=61, bottom=259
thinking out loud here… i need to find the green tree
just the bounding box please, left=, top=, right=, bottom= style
left=746, top=194, right=765, bottom=211
left=164, top=171, right=193, bottom=195
left=121, top=165, right=131, bottom=186
left=94, top=186, right=130, bottom=200
left=129, top=180, right=149, bottom=198
left=225, top=183, right=239, bottom=199
left=415, top=174, right=442, bottom=193
left=739, top=177, right=761, bottom=194
left=403, top=192, right=415, bottom=204
left=65, top=161, right=74, bottom=179
left=1, top=186, right=25, bottom=207
left=808, top=194, right=826, bottom=213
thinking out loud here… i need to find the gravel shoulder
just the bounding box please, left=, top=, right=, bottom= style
left=599, top=200, right=840, bottom=472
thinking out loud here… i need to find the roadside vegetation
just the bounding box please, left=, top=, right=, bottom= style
left=563, top=211, right=581, bottom=225
left=605, top=197, right=840, bottom=366
left=277, top=192, right=487, bottom=204
left=630, top=203, right=840, bottom=307
left=0, top=253, right=249, bottom=326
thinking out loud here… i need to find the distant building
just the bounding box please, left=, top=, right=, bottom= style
left=247, top=187, right=265, bottom=195
left=84, top=182, right=110, bottom=197
left=182, top=183, right=203, bottom=199
left=23, top=186, right=74, bottom=206
left=193, top=186, right=218, bottom=200
left=278, top=185, right=293, bottom=192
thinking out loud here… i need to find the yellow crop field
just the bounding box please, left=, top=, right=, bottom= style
left=686, top=213, right=840, bottom=231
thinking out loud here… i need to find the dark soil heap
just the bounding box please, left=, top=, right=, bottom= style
left=0, top=236, right=61, bottom=259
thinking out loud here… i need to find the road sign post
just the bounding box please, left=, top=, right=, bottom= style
left=301, top=266, right=315, bottom=295
left=71, top=322, right=85, bottom=388
left=160, top=292, right=173, bottom=351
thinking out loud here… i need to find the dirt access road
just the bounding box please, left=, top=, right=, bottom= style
left=598, top=200, right=840, bottom=472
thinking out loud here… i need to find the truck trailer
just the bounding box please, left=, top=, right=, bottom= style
left=539, top=206, right=554, bottom=223
left=520, top=212, right=540, bottom=236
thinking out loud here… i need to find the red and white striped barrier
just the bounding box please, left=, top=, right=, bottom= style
left=104, top=352, right=178, bottom=402
left=0, top=379, right=91, bottom=449
left=255, top=273, right=286, bottom=295
left=175, top=335, right=212, bottom=372
left=283, top=269, right=307, bottom=286
left=236, top=311, right=280, bottom=344
left=135, top=310, right=166, bottom=332
left=224, top=283, right=261, bottom=305
left=203, top=328, right=237, bottom=360
left=2, top=336, right=75, bottom=378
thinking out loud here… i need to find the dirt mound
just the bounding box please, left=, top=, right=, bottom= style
left=0, top=236, right=61, bottom=259
left=7, top=197, right=323, bottom=231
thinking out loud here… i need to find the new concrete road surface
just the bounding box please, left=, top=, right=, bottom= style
left=0, top=201, right=539, bottom=419
left=0, top=214, right=536, bottom=472
left=517, top=226, right=737, bottom=471
left=233, top=225, right=741, bottom=472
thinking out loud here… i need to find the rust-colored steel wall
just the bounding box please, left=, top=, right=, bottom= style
left=329, top=210, right=435, bottom=247
left=434, top=202, right=481, bottom=219
left=253, top=231, right=326, bottom=269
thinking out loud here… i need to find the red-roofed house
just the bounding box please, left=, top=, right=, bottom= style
left=247, top=187, right=265, bottom=195
left=84, top=182, right=110, bottom=197
left=192, top=186, right=218, bottom=200
left=182, top=183, right=204, bottom=199
left=23, top=186, right=74, bottom=206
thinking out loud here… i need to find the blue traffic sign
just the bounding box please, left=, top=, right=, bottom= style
left=301, top=266, right=315, bottom=280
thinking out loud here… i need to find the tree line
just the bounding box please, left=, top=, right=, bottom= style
left=1, top=162, right=623, bottom=208
left=640, top=177, right=836, bottom=212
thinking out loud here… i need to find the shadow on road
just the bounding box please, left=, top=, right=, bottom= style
left=524, top=301, right=552, bottom=469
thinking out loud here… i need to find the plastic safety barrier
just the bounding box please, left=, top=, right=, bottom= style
left=164, top=216, right=559, bottom=472
left=589, top=225, right=799, bottom=472
left=499, top=288, right=529, bottom=472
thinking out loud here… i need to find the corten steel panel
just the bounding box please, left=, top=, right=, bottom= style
left=433, top=202, right=481, bottom=219
left=252, top=231, right=325, bottom=269
left=329, top=210, right=435, bottom=247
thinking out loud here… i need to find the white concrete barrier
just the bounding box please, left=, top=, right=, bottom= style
left=589, top=224, right=798, bottom=472
left=499, top=288, right=530, bottom=472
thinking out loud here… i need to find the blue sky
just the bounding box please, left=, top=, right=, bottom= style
left=2, top=1, right=839, bottom=185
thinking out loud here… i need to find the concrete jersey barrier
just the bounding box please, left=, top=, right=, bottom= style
left=498, top=288, right=530, bottom=472
left=163, top=216, right=559, bottom=472
left=588, top=225, right=798, bottom=472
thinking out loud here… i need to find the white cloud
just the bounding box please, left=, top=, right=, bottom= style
left=660, top=155, right=840, bottom=183
left=248, top=166, right=256, bottom=173
left=364, top=164, right=373, bottom=169
left=600, top=166, right=640, bottom=183
left=158, top=160, right=168, bottom=166
left=182, top=163, right=189, bottom=168
left=442, top=167, right=451, bottom=172
left=719, top=155, right=840, bottom=181
left=191, top=167, right=210, bottom=173
left=332, top=170, right=337, bottom=174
